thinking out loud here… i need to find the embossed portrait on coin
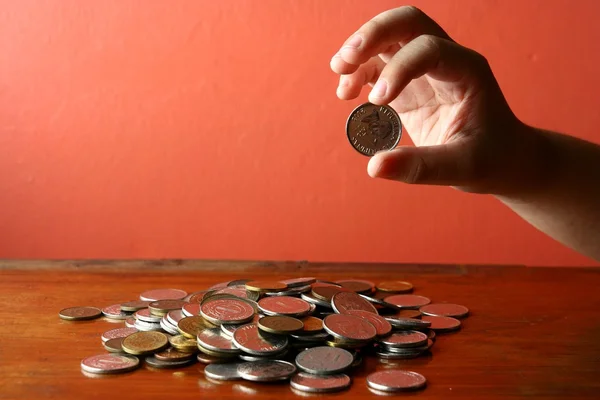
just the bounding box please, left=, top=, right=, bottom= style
left=361, top=109, right=392, bottom=143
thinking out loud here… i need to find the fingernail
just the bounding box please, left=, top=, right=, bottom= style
left=370, top=79, right=388, bottom=99
left=343, top=35, right=363, bottom=49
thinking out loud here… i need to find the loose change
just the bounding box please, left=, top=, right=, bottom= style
left=59, top=278, right=469, bottom=394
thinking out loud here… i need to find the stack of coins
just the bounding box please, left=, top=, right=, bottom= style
left=61, top=277, right=469, bottom=393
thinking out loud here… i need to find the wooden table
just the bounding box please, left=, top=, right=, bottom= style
left=1, top=260, right=600, bottom=399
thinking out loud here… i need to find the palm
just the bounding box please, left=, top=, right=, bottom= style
left=387, top=76, right=476, bottom=147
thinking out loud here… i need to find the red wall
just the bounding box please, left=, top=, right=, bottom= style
left=1, top=0, right=598, bottom=266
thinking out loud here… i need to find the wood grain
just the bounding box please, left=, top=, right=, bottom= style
left=1, top=261, right=599, bottom=399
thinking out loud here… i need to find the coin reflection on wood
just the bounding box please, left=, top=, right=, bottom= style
left=346, top=102, right=402, bottom=156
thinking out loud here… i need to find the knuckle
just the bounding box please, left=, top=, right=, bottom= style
left=401, top=5, right=425, bottom=18
left=404, top=155, right=429, bottom=184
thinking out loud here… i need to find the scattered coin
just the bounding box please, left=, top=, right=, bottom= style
left=295, top=346, right=354, bottom=375
left=389, top=309, right=422, bottom=319
left=125, top=317, right=136, bottom=328
left=323, top=314, right=376, bottom=342
left=154, top=347, right=194, bottom=362
left=145, top=355, right=195, bottom=369
left=228, top=279, right=253, bottom=287
left=346, top=102, right=402, bottom=156
left=420, top=303, right=469, bottom=319
left=204, top=362, right=244, bottom=380
left=197, top=328, right=240, bottom=354
left=148, top=299, right=188, bottom=315
left=103, top=337, right=126, bottom=353
left=258, top=316, right=304, bottom=334
left=245, top=281, right=288, bottom=292
left=312, top=286, right=348, bottom=302
left=385, top=317, right=431, bottom=330
left=169, top=335, right=198, bottom=352
left=366, top=370, right=427, bottom=392
left=376, top=281, right=414, bottom=293
left=120, top=300, right=150, bottom=312
left=422, top=315, right=461, bottom=332
left=383, top=294, right=431, bottom=309
left=331, top=291, right=378, bottom=314
left=346, top=310, right=391, bottom=337
left=101, top=327, right=138, bottom=343
left=197, top=353, right=233, bottom=364
left=102, top=304, right=130, bottom=320
left=178, top=316, right=209, bottom=338
left=335, top=279, right=374, bottom=293
left=232, top=323, right=288, bottom=356
left=300, top=316, right=324, bottom=333
left=237, top=360, right=297, bottom=382
left=121, top=331, right=169, bottom=355
left=257, top=296, right=311, bottom=316
left=59, top=306, right=102, bottom=321
left=358, top=294, right=402, bottom=310
left=139, top=288, right=188, bottom=302
left=134, top=308, right=161, bottom=323
left=290, top=372, right=352, bottom=393
left=301, top=293, right=332, bottom=308
left=379, top=331, right=428, bottom=348
left=187, top=290, right=210, bottom=304
left=201, top=298, right=255, bottom=325
left=281, top=277, right=317, bottom=288
left=167, top=310, right=185, bottom=325
left=80, top=354, right=139, bottom=374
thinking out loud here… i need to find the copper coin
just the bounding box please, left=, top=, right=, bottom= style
left=331, top=291, right=378, bottom=314
left=80, top=354, right=139, bottom=374
left=232, top=323, right=288, bottom=356
left=182, top=303, right=200, bottom=317
left=177, top=316, right=209, bottom=338
left=258, top=316, right=304, bottom=334
left=197, top=353, right=233, bottom=364
left=323, top=314, right=376, bottom=342
left=346, top=310, right=391, bottom=337
left=102, top=304, right=130, bottom=320
left=379, top=330, right=428, bottom=348
left=125, top=317, right=136, bottom=328
left=154, top=347, right=194, bottom=362
left=121, top=331, right=169, bottom=355
left=420, top=303, right=469, bottom=319
left=366, top=370, right=426, bottom=392
left=101, top=327, right=138, bottom=343
left=335, top=279, right=374, bottom=293
left=281, top=277, right=317, bottom=288
left=187, top=290, right=210, bottom=304
left=149, top=299, right=188, bottom=314
left=346, top=102, right=402, bottom=156
left=139, top=288, right=187, bottom=302
left=103, top=337, right=126, bottom=353
left=391, top=309, right=422, bottom=319
left=120, top=301, right=150, bottom=312
left=214, top=286, right=249, bottom=299
left=59, top=306, right=102, bottom=321
left=257, top=296, right=311, bottom=316
left=201, top=298, right=255, bottom=325
left=208, top=281, right=232, bottom=290
left=300, top=316, right=324, bottom=333
left=312, top=286, right=349, bottom=302
left=383, top=294, right=431, bottom=309
left=376, top=281, right=414, bottom=293
left=422, top=315, right=461, bottom=332
left=245, top=281, right=288, bottom=292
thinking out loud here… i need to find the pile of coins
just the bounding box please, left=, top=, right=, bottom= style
left=60, top=277, right=469, bottom=394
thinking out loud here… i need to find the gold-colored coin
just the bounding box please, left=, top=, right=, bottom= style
left=169, top=335, right=198, bottom=351
left=245, top=280, right=288, bottom=292
left=121, top=331, right=169, bottom=355
left=258, top=316, right=304, bottom=334
left=376, top=281, right=414, bottom=293
left=178, top=316, right=208, bottom=338
left=58, top=306, right=102, bottom=321
left=300, top=316, right=323, bottom=333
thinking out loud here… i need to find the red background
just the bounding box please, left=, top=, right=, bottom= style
left=1, top=0, right=598, bottom=266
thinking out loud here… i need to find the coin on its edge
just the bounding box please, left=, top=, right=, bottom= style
left=345, top=102, right=402, bottom=156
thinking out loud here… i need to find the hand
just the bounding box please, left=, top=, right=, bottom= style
left=331, top=6, right=543, bottom=194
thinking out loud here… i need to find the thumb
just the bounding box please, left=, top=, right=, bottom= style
left=367, top=140, right=478, bottom=186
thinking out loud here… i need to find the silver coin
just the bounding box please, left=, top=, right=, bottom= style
left=201, top=298, right=255, bottom=325
left=375, top=351, right=423, bottom=360
left=346, top=102, right=402, bottom=156
left=257, top=296, right=311, bottom=316
left=182, top=303, right=201, bottom=317
left=197, top=328, right=240, bottom=354
left=134, top=308, right=161, bottom=323
left=420, top=303, right=469, bottom=319
left=140, top=288, right=188, bottom=302
left=295, top=346, right=353, bottom=375
left=204, top=362, right=244, bottom=380
left=265, top=285, right=312, bottom=297
left=101, top=304, right=130, bottom=320
left=366, top=370, right=426, bottom=392
left=290, top=372, right=352, bottom=393
left=358, top=294, right=402, bottom=310
left=346, top=310, right=391, bottom=337
left=422, top=315, right=461, bottom=332
left=238, top=349, right=288, bottom=362
left=383, top=295, right=431, bottom=309
left=228, top=279, right=253, bottom=287
left=125, top=317, right=136, bottom=328
left=221, top=323, right=237, bottom=337
left=167, top=310, right=185, bottom=326
left=160, top=318, right=179, bottom=335
left=81, top=354, right=139, bottom=374
left=290, top=331, right=330, bottom=342
left=134, top=320, right=162, bottom=332
left=232, top=323, right=288, bottom=356
left=214, top=285, right=250, bottom=299
left=300, top=293, right=332, bottom=308
left=101, top=327, right=138, bottom=343
left=382, top=339, right=433, bottom=353
left=379, top=330, right=428, bottom=348
left=385, top=317, right=431, bottom=330
left=120, top=300, right=151, bottom=312
left=237, top=360, right=296, bottom=382
left=145, top=356, right=194, bottom=369
left=280, top=277, right=317, bottom=288
left=323, top=314, right=376, bottom=342
left=331, top=292, right=378, bottom=314
left=208, top=281, right=232, bottom=290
